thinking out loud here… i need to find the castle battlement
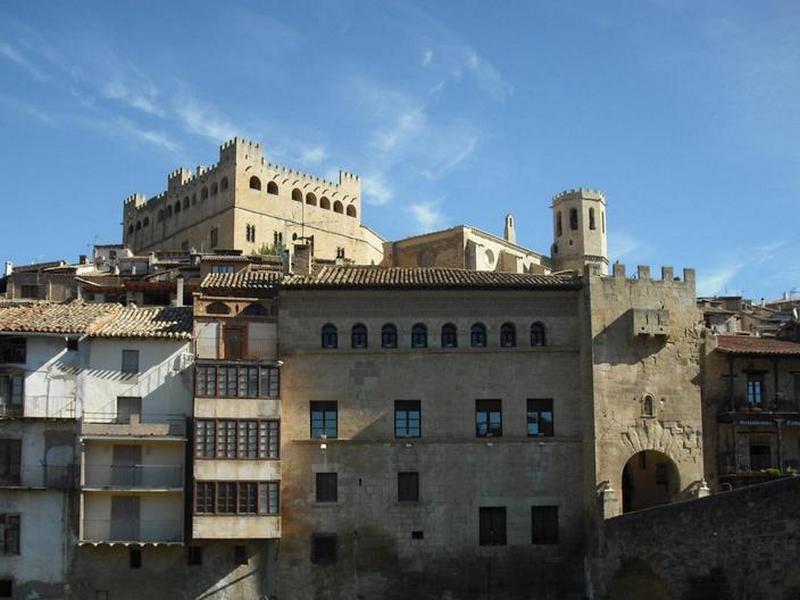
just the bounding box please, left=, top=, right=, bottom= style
left=599, top=263, right=696, bottom=285
left=124, top=193, right=146, bottom=208
left=552, top=188, right=606, bottom=202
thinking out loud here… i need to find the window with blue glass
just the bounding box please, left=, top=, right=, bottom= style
left=310, top=401, right=338, bottom=439
left=476, top=399, right=502, bottom=437
left=395, top=400, right=421, bottom=438
left=527, top=399, right=553, bottom=437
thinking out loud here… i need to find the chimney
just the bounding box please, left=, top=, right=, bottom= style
left=504, top=214, right=516, bottom=245
left=3, top=261, right=12, bottom=277
left=292, top=244, right=312, bottom=275
left=282, top=246, right=292, bottom=276
left=175, top=275, right=185, bottom=307
left=79, top=254, right=90, bottom=265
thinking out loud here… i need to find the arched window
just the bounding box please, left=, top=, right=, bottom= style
left=206, top=302, right=231, bottom=315
left=470, top=323, right=487, bottom=347
left=166, top=206, right=173, bottom=218
left=381, top=324, right=398, bottom=348
left=333, top=200, right=344, bottom=214
left=569, top=208, right=578, bottom=230
left=241, top=303, right=269, bottom=317
left=220, top=177, right=229, bottom=191
left=411, top=323, right=428, bottom=348
left=135, top=220, right=142, bottom=231
left=589, top=207, right=596, bottom=230
left=602, top=211, right=605, bottom=233
left=211, top=182, right=218, bottom=195
left=530, top=322, right=546, bottom=347
left=292, top=188, right=303, bottom=202
left=249, top=176, right=261, bottom=191
left=127, top=224, right=134, bottom=235
left=346, top=205, right=357, bottom=218
left=441, top=323, right=458, bottom=348
left=158, top=210, right=164, bottom=222
left=201, top=187, right=209, bottom=200
left=351, top=323, right=368, bottom=349
left=191, top=193, right=197, bottom=205
left=174, top=202, right=181, bottom=214
left=321, top=323, right=338, bottom=349
left=183, top=197, right=190, bottom=209
left=643, top=394, right=655, bottom=417
left=143, top=217, right=150, bottom=227
left=557, top=211, right=563, bottom=237
left=306, top=192, right=317, bottom=206
left=320, top=196, right=331, bottom=210
left=267, top=181, right=279, bottom=195
left=500, top=323, right=516, bottom=347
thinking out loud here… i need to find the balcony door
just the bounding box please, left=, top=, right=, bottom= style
left=110, top=496, right=140, bottom=541
left=223, top=326, right=245, bottom=360
left=112, top=445, right=142, bottom=487
left=116, top=397, right=142, bottom=424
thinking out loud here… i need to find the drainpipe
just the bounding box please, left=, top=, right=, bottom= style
left=175, top=275, right=184, bottom=307
left=776, top=418, right=784, bottom=472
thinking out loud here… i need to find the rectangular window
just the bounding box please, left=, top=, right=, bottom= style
left=0, top=338, right=25, bottom=363
left=527, top=399, right=554, bottom=437
left=0, top=375, right=23, bottom=417
left=0, top=440, right=22, bottom=485
left=569, top=208, right=578, bottom=230
left=223, top=327, right=244, bottom=360
left=187, top=546, right=203, bottom=566
left=747, top=373, right=764, bottom=406
left=750, top=444, right=771, bottom=470
left=398, top=472, right=419, bottom=502
left=310, top=401, right=338, bottom=439
left=210, top=227, right=219, bottom=249
left=194, top=419, right=279, bottom=459
left=311, top=534, right=337, bottom=564
left=129, top=547, right=142, bottom=569
left=195, top=482, right=216, bottom=514
left=0, top=515, right=20, bottom=555
left=121, top=350, right=139, bottom=374
left=238, top=482, right=258, bottom=514
left=234, top=544, right=248, bottom=565
left=258, top=482, right=280, bottom=515
left=531, top=506, right=559, bottom=544
left=195, top=365, right=279, bottom=398
left=316, top=473, right=338, bottom=503
left=395, top=400, right=421, bottom=438
left=20, top=285, right=39, bottom=299
left=476, top=399, right=502, bottom=438
left=116, top=397, right=142, bottom=424
left=195, top=481, right=278, bottom=515
left=217, top=482, right=236, bottom=514
left=216, top=421, right=237, bottom=459
left=210, top=265, right=234, bottom=274
left=479, top=507, right=506, bottom=546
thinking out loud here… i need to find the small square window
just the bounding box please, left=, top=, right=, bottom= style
left=66, top=339, right=79, bottom=351
left=311, top=534, right=337, bottom=564
left=398, top=472, right=419, bottom=502
left=234, top=545, right=248, bottom=565
left=129, top=547, right=142, bottom=569
left=187, top=546, right=203, bottom=566
left=531, top=506, right=559, bottom=545
left=479, top=507, right=506, bottom=546
left=316, top=473, right=338, bottom=503
left=411, top=530, right=424, bottom=540
left=121, top=350, right=139, bottom=374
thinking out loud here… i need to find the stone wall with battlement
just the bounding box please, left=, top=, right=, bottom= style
left=122, top=137, right=381, bottom=264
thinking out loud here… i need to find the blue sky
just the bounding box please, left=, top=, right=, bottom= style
left=1, top=0, right=798, bottom=299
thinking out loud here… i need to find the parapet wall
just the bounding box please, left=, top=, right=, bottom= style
left=597, top=477, right=800, bottom=599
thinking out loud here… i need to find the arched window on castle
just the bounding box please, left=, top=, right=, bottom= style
left=642, top=394, right=655, bottom=417
left=127, top=224, right=134, bottom=235
left=220, top=177, right=229, bottom=192
left=267, top=181, right=279, bottom=195
left=201, top=187, right=209, bottom=200
left=320, top=196, right=331, bottom=210
left=166, top=206, right=173, bottom=218
left=381, top=324, right=398, bottom=348
left=211, top=182, right=218, bottom=195
left=306, top=193, right=317, bottom=206
left=250, top=176, right=261, bottom=191
left=174, top=202, right=181, bottom=214
left=530, top=322, right=546, bottom=347
left=411, top=323, right=427, bottom=348
left=589, top=207, right=596, bottom=230
left=441, top=323, right=458, bottom=348
left=192, top=193, right=197, bottom=205
left=351, top=323, right=368, bottom=349
left=500, top=323, right=516, bottom=347
left=557, top=211, right=563, bottom=237
left=569, top=208, right=578, bottom=230
left=321, top=324, right=337, bottom=349
left=143, top=217, right=150, bottom=227
left=346, top=205, right=357, bottom=218
left=470, top=323, right=487, bottom=347
left=292, top=188, right=303, bottom=202
left=206, top=302, right=231, bottom=315
left=158, top=210, right=164, bottom=222
left=183, top=197, right=190, bottom=209
left=333, top=200, right=344, bottom=214
left=135, top=221, right=142, bottom=231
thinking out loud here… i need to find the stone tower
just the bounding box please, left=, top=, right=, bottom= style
left=551, top=188, right=608, bottom=275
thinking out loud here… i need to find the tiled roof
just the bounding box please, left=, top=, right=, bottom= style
left=200, top=270, right=283, bottom=292
left=715, top=335, right=800, bottom=356
left=0, top=302, right=117, bottom=334
left=283, top=266, right=581, bottom=290
left=89, top=306, right=192, bottom=339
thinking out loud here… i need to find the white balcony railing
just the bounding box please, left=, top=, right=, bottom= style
left=83, top=464, right=183, bottom=489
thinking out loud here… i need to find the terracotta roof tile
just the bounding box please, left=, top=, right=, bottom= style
left=715, top=335, right=800, bottom=356
left=283, top=266, right=580, bottom=290
left=0, top=301, right=118, bottom=334
left=200, top=270, right=283, bottom=292
left=89, top=306, right=192, bottom=339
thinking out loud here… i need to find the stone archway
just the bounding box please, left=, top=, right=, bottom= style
left=621, top=450, right=679, bottom=513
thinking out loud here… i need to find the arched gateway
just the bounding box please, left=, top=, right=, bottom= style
left=621, top=450, right=680, bottom=513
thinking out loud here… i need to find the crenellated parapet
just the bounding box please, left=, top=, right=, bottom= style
left=552, top=188, right=606, bottom=203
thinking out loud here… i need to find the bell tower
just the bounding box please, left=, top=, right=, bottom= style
left=551, top=188, right=608, bottom=275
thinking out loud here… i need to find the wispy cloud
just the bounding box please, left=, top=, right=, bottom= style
left=362, top=174, right=394, bottom=206
left=422, top=49, right=433, bottom=67
left=408, top=200, right=447, bottom=232
left=463, top=49, right=513, bottom=101
left=0, top=41, right=47, bottom=81
left=697, top=263, right=744, bottom=296
left=102, top=79, right=164, bottom=117
left=298, top=145, right=327, bottom=166
left=0, top=93, right=53, bottom=124
left=173, top=95, right=239, bottom=142
left=609, top=231, right=643, bottom=262
left=420, top=134, right=478, bottom=179
left=697, top=239, right=787, bottom=296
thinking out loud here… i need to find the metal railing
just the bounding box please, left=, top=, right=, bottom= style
left=83, top=464, right=184, bottom=489
left=0, top=464, right=77, bottom=489
left=1, top=395, right=77, bottom=419
left=81, top=412, right=186, bottom=436
left=82, top=519, right=183, bottom=543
